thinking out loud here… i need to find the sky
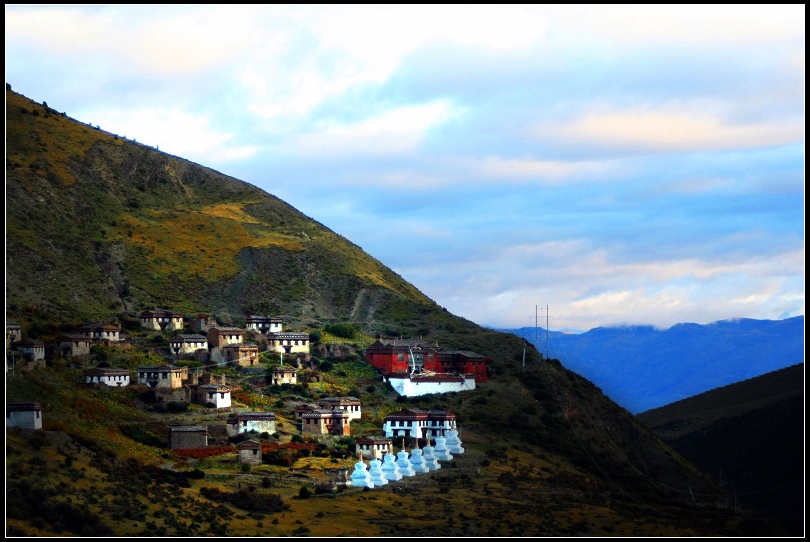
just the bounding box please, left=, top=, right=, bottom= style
left=5, top=5, right=805, bottom=333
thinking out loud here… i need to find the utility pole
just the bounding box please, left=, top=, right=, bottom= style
left=535, top=305, right=550, bottom=360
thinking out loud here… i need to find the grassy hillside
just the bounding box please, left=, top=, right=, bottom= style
left=6, top=88, right=449, bottom=337
left=5, top=87, right=787, bottom=536
left=637, top=363, right=805, bottom=536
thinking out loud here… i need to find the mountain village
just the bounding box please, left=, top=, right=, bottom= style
left=7, top=310, right=491, bottom=490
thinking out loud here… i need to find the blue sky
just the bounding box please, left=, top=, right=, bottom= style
left=5, top=5, right=804, bottom=332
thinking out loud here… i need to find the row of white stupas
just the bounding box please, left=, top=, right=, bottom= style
left=351, top=430, right=464, bottom=488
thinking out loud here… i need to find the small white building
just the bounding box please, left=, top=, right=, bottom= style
left=85, top=367, right=130, bottom=387
left=385, top=372, right=475, bottom=397
left=6, top=401, right=43, bottom=430
left=195, top=384, right=231, bottom=409
left=245, top=316, right=282, bottom=335
left=383, top=409, right=457, bottom=440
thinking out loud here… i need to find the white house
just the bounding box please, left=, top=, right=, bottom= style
left=6, top=401, right=43, bottom=430
left=195, top=384, right=231, bottom=409
left=383, top=409, right=457, bottom=440
left=385, top=372, right=475, bottom=397
left=245, top=316, right=283, bottom=335
left=85, top=367, right=130, bottom=387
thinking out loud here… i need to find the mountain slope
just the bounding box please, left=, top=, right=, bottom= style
left=5, top=87, right=784, bottom=536
left=506, top=316, right=804, bottom=413
left=6, top=88, right=453, bottom=337
left=637, top=363, right=805, bottom=536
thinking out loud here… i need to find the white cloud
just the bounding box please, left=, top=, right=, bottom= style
left=474, top=156, right=628, bottom=184
left=285, top=101, right=454, bottom=157
left=552, top=5, right=805, bottom=48
left=544, top=104, right=805, bottom=153
left=84, top=107, right=257, bottom=163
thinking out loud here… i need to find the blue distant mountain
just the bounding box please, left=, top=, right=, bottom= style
left=500, top=316, right=804, bottom=414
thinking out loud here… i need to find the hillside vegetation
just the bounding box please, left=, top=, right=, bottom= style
left=5, top=87, right=787, bottom=536
left=637, top=363, right=805, bottom=536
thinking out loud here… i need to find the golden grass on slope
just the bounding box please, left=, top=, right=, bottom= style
left=111, top=203, right=305, bottom=281
left=6, top=90, right=124, bottom=187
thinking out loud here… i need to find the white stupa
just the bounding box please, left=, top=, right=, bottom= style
left=350, top=460, right=374, bottom=488
left=381, top=453, right=403, bottom=481
left=367, top=458, right=389, bottom=486
left=432, top=435, right=453, bottom=461
left=445, top=429, right=465, bottom=454
left=422, top=444, right=441, bottom=471
left=409, top=447, right=430, bottom=473
left=395, top=449, right=416, bottom=476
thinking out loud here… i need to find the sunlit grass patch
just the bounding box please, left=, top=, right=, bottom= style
left=111, top=203, right=306, bottom=281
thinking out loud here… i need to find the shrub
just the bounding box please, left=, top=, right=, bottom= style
left=167, top=401, right=188, bottom=413
left=323, top=323, right=356, bottom=339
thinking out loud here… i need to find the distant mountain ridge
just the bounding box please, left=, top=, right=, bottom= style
left=502, top=316, right=804, bottom=414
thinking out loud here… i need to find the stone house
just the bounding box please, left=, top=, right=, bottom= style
left=6, top=322, right=22, bottom=350
left=318, top=396, right=362, bottom=420
left=270, top=365, right=297, bottom=386
left=136, top=365, right=188, bottom=389
left=190, top=314, right=217, bottom=333
left=223, top=343, right=260, bottom=367
left=169, top=425, right=208, bottom=449
left=237, top=439, right=262, bottom=465
left=299, top=408, right=351, bottom=436
left=6, top=401, right=43, bottom=430
left=56, top=335, right=92, bottom=357
left=207, top=326, right=245, bottom=349
left=194, top=383, right=232, bottom=409
left=12, top=338, right=45, bottom=362
left=226, top=411, right=276, bottom=437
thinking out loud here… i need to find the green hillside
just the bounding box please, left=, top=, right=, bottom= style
left=637, top=363, right=805, bottom=536
left=5, top=87, right=785, bottom=536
